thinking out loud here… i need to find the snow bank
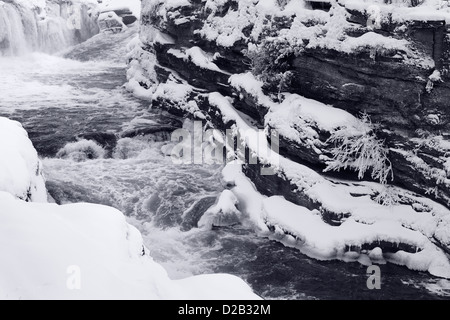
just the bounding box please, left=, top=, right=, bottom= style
left=0, top=192, right=259, bottom=300
left=0, top=117, right=46, bottom=202
left=0, top=117, right=258, bottom=299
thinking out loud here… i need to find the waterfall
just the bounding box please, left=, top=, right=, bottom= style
left=0, top=0, right=100, bottom=56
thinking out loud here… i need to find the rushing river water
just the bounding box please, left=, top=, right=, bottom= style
left=1, top=27, right=450, bottom=300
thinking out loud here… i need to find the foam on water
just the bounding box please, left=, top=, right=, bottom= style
left=44, top=135, right=224, bottom=223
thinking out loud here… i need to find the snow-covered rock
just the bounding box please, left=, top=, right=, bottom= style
left=0, top=117, right=46, bottom=202
left=99, top=0, right=141, bottom=18
left=133, top=0, right=450, bottom=206
left=98, top=11, right=127, bottom=33
left=0, top=0, right=99, bottom=55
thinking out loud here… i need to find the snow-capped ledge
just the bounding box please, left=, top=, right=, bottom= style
left=0, top=116, right=259, bottom=300
left=0, top=117, right=47, bottom=202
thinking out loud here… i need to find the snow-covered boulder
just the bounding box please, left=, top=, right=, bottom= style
left=0, top=117, right=46, bottom=202
left=0, top=192, right=260, bottom=299
left=98, top=11, right=127, bottom=33
left=198, top=190, right=242, bottom=229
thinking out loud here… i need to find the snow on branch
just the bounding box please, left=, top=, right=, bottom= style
left=324, top=112, right=393, bottom=185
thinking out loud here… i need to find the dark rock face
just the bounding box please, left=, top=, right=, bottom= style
left=137, top=0, right=450, bottom=208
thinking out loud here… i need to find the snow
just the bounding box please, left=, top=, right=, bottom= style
left=340, top=32, right=409, bottom=54
left=179, top=46, right=224, bottom=73
left=126, top=36, right=159, bottom=100
left=208, top=92, right=281, bottom=168
left=197, top=1, right=267, bottom=47
left=262, top=196, right=425, bottom=257
left=222, top=163, right=275, bottom=231
left=0, top=192, right=260, bottom=299
left=0, top=117, right=46, bottom=202
left=342, top=0, right=450, bottom=24
left=224, top=163, right=450, bottom=278
left=268, top=94, right=364, bottom=137
left=0, top=0, right=99, bottom=55
left=166, top=0, right=192, bottom=9
left=229, top=72, right=273, bottom=107
left=167, top=47, right=223, bottom=72
left=154, top=78, right=192, bottom=102
left=98, top=11, right=127, bottom=33
left=429, top=70, right=442, bottom=82
left=176, top=274, right=260, bottom=300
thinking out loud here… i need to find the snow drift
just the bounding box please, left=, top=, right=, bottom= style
left=0, top=117, right=46, bottom=202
